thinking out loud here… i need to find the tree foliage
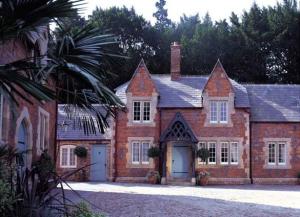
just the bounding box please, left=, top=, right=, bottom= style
left=85, top=0, right=299, bottom=85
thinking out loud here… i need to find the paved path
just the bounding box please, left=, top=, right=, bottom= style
left=64, top=182, right=300, bottom=217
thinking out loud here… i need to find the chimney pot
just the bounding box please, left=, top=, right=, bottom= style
left=170, top=42, right=181, bottom=80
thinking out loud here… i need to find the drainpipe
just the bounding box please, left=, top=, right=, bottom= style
left=250, top=121, right=253, bottom=184
left=113, top=109, right=118, bottom=182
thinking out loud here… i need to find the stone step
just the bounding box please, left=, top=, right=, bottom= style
left=167, top=178, right=195, bottom=186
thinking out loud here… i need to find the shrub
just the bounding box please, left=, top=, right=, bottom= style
left=0, top=179, right=14, bottom=215
left=74, top=146, right=88, bottom=158
left=197, top=148, right=210, bottom=164
left=147, top=147, right=160, bottom=158
left=71, top=202, right=105, bottom=217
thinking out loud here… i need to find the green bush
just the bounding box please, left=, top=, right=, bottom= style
left=0, top=179, right=14, bottom=215
left=197, top=148, right=210, bottom=164
left=71, top=202, right=105, bottom=217
left=147, top=147, right=160, bottom=158
left=74, top=146, right=88, bottom=158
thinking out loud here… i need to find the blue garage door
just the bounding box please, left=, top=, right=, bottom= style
left=90, top=145, right=107, bottom=181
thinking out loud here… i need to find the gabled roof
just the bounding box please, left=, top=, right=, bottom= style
left=57, top=105, right=113, bottom=141
left=245, top=84, right=300, bottom=122
left=160, top=112, right=198, bottom=145
left=126, top=59, right=157, bottom=93
left=202, top=59, right=234, bottom=93
left=116, top=74, right=250, bottom=108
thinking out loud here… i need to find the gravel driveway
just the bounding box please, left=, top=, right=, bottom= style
left=64, top=182, right=300, bottom=217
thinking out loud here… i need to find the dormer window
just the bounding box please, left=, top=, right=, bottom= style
left=210, top=101, right=228, bottom=124
left=133, top=101, right=151, bottom=123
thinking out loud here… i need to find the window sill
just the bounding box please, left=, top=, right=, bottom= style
left=60, top=165, right=77, bottom=169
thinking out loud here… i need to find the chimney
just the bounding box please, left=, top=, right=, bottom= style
left=170, top=42, right=181, bottom=80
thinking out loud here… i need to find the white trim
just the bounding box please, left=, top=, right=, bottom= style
left=208, top=142, right=216, bottom=164
left=36, top=107, right=50, bottom=155
left=141, top=141, right=150, bottom=164
left=278, top=143, right=286, bottom=165
left=15, top=107, right=33, bottom=168
left=132, top=100, right=152, bottom=124
left=230, top=142, right=239, bottom=165
left=59, top=145, right=77, bottom=168
left=220, top=142, right=229, bottom=165
left=268, top=143, right=276, bottom=165
left=131, top=141, right=140, bottom=164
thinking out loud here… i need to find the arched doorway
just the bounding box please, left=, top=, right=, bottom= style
left=17, top=120, right=28, bottom=168
left=160, top=112, right=198, bottom=183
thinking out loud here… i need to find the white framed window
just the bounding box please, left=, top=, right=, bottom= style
left=141, top=142, right=150, bottom=164
left=278, top=143, right=286, bottom=165
left=143, top=102, right=151, bottom=122
left=230, top=142, right=238, bottom=164
left=60, top=145, right=77, bottom=168
left=133, top=101, right=151, bottom=123
left=210, top=101, right=218, bottom=123
left=220, top=142, right=229, bottom=164
left=197, top=142, right=207, bottom=164
left=268, top=143, right=276, bottom=165
left=0, top=91, right=3, bottom=141
left=132, top=141, right=140, bottom=164
left=220, top=101, right=228, bottom=123
left=133, top=101, right=141, bottom=122
left=209, top=101, right=228, bottom=124
left=131, top=140, right=151, bottom=165
left=208, top=142, right=216, bottom=164
left=37, top=108, right=50, bottom=152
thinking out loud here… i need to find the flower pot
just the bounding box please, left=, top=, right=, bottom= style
left=199, top=176, right=209, bottom=186
left=148, top=176, right=158, bottom=184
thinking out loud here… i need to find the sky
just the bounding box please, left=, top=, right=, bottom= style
left=82, top=0, right=280, bottom=23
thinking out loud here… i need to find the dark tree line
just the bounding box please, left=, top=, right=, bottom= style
left=54, top=0, right=300, bottom=87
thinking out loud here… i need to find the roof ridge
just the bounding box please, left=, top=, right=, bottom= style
left=151, top=74, right=210, bottom=77
left=244, top=83, right=300, bottom=87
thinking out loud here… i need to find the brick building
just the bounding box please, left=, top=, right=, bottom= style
left=56, top=42, right=300, bottom=184
left=0, top=37, right=56, bottom=167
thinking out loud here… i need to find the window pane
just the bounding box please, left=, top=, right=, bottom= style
left=143, top=102, right=151, bottom=121
left=210, top=101, right=218, bottom=123
left=268, top=143, right=276, bottom=164
left=230, top=143, right=238, bottom=164
left=208, top=143, right=216, bottom=163
left=61, top=148, right=68, bottom=166
left=69, top=148, right=75, bottom=166
left=221, top=142, right=229, bottom=163
left=44, top=117, right=49, bottom=149
left=132, top=142, right=140, bottom=163
left=142, top=142, right=150, bottom=163
left=133, top=102, right=141, bottom=121
left=278, top=143, right=286, bottom=164
left=220, top=101, right=228, bottom=123
left=198, top=142, right=207, bottom=163
left=40, top=114, right=45, bottom=149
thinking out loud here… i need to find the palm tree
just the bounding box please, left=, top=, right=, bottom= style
left=0, top=0, right=124, bottom=133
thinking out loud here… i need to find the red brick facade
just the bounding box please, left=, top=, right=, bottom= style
left=1, top=36, right=56, bottom=165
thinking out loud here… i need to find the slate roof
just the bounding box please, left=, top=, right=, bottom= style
left=116, top=74, right=250, bottom=108
left=245, top=84, right=300, bottom=122
left=57, top=105, right=113, bottom=140
left=116, top=75, right=300, bottom=122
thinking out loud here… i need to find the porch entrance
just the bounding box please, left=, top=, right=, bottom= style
left=159, top=112, right=198, bottom=184
left=172, top=144, right=190, bottom=178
